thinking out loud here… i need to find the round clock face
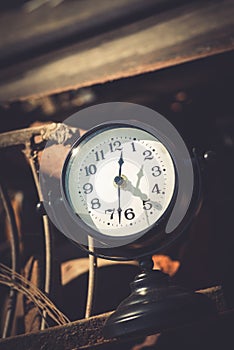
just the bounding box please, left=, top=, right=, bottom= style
left=62, top=122, right=176, bottom=239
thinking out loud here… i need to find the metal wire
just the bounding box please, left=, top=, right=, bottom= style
left=85, top=236, right=97, bottom=318
left=0, top=263, right=70, bottom=326
left=23, top=143, right=53, bottom=330
left=0, top=183, right=20, bottom=338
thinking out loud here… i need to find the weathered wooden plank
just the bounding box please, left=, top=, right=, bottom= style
left=0, top=309, right=234, bottom=350
left=0, top=285, right=230, bottom=349
left=0, top=312, right=114, bottom=350
left=0, top=0, right=233, bottom=102
left=0, top=0, right=177, bottom=65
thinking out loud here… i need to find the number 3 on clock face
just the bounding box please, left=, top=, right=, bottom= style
left=62, top=122, right=176, bottom=239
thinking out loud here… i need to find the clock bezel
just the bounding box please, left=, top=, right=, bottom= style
left=61, top=119, right=181, bottom=258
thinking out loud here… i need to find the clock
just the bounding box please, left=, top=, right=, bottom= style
left=39, top=103, right=214, bottom=338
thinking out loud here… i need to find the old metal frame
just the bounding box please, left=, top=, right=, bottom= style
left=0, top=123, right=97, bottom=333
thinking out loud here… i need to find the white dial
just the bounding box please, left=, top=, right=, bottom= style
left=63, top=124, right=175, bottom=238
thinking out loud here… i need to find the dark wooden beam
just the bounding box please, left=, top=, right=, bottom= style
left=0, top=309, right=234, bottom=350
left=0, top=0, right=233, bottom=102
left=0, top=286, right=232, bottom=349
left=0, top=0, right=184, bottom=65
left=0, top=312, right=114, bottom=350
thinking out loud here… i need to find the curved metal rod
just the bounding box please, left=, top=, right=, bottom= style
left=23, top=143, right=53, bottom=330
left=0, top=183, right=20, bottom=338
left=85, top=236, right=97, bottom=319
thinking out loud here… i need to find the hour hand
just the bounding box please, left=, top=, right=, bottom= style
left=123, top=178, right=162, bottom=211
left=118, top=151, right=124, bottom=177
left=124, top=179, right=147, bottom=201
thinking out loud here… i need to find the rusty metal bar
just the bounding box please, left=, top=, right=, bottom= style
left=0, top=123, right=59, bottom=149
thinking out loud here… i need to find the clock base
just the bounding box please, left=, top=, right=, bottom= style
left=103, top=259, right=216, bottom=339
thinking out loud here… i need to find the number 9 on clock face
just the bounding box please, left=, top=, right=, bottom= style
left=62, top=122, right=176, bottom=239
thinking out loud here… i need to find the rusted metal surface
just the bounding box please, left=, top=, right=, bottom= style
left=0, top=0, right=233, bottom=102
left=0, top=123, right=58, bottom=149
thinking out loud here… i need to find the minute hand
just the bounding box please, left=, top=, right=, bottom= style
left=116, top=151, right=124, bottom=224
left=136, top=165, right=144, bottom=189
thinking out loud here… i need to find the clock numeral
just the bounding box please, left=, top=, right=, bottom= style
left=95, top=150, right=105, bottom=161
left=142, top=199, right=153, bottom=210
left=105, top=208, right=115, bottom=220
left=83, top=183, right=93, bottom=194
left=91, top=198, right=101, bottom=209
left=109, top=140, right=122, bottom=152
left=124, top=208, right=135, bottom=220
left=143, top=150, right=153, bottom=160
left=151, top=165, right=161, bottom=177
left=85, top=164, right=97, bottom=176
left=152, top=184, right=160, bottom=194
left=131, top=142, right=136, bottom=152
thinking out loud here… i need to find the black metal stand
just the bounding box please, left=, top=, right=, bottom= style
left=103, top=257, right=216, bottom=338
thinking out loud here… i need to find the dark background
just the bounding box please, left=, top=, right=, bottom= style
left=0, top=0, right=234, bottom=347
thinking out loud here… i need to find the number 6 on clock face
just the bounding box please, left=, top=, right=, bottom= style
left=62, top=121, right=176, bottom=239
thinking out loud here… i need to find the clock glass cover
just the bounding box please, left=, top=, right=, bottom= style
left=62, top=122, right=176, bottom=241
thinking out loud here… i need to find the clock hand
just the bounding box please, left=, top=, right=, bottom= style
left=126, top=180, right=147, bottom=201
left=118, top=151, right=124, bottom=177
left=127, top=168, right=152, bottom=226
left=135, top=165, right=144, bottom=190
left=123, top=178, right=162, bottom=211
left=117, top=186, right=122, bottom=224
left=115, top=151, right=124, bottom=224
